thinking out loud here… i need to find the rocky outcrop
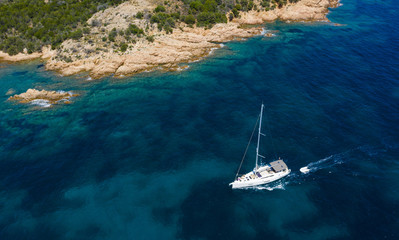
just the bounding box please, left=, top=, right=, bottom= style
left=236, top=0, right=340, bottom=24
left=88, top=0, right=155, bottom=32
left=45, top=23, right=263, bottom=78
left=8, top=89, right=77, bottom=107
left=0, top=46, right=55, bottom=62
left=0, top=51, right=42, bottom=62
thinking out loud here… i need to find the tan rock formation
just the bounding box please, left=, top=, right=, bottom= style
left=45, top=23, right=263, bottom=78
left=9, top=89, right=77, bottom=106
left=88, top=0, right=155, bottom=32
left=236, top=0, right=340, bottom=24
left=265, top=32, right=274, bottom=37
left=0, top=46, right=56, bottom=62
left=0, top=51, right=42, bottom=62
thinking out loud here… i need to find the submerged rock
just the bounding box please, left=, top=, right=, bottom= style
left=8, top=89, right=77, bottom=107
left=5, top=88, right=16, bottom=95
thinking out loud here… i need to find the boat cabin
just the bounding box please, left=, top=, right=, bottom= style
left=269, top=160, right=288, bottom=173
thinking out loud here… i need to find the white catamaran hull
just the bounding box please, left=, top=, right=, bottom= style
left=230, top=169, right=291, bottom=189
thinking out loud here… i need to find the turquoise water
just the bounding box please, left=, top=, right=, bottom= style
left=1, top=1, right=399, bottom=239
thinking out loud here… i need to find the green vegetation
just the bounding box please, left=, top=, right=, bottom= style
left=232, top=8, right=240, bottom=18
left=237, top=0, right=255, bottom=11
left=126, top=24, right=144, bottom=36
left=0, top=0, right=124, bottom=55
left=120, top=42, right=128, bottom=52
left=261, top=0, right=271, bottom=8
left=147, top=0, right=230, bottom=31
left=183, top=14, right=196, bottom=25
left=136, top=11, right=144, bottom=19
left=70, top=29, right=83, bottom=40
left=196, top=12, right=227, bottom=27
left=0, top=0, right=292, bottom=55
left=187, top=0, right=227, bottom=27
left=146, top=35, right=155, bottom=43
left=148, top=0, right=284, bottom=31
left=150, top=12, right=178, bottom=33
left=155, top=5, right=166, bottom=13
left=108, top=28, right=117, bottom=42
left=261, top=0, right=288, bottom=9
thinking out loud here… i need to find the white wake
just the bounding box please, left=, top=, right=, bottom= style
left=300, top=150, right=351, bottom=175
left=242, top=179, right=288, bottom=191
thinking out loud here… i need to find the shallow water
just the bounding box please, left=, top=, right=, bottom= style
left=1, top=1, right=399, bottom=239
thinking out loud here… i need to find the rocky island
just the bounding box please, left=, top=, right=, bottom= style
left=8, top=89, right=77, bottom=107
left=0, top=0, right=339, bottom=79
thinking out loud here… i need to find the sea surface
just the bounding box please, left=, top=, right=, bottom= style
left=1, top=1, right=399, bottom=239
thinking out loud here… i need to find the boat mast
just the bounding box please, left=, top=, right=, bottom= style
left=255, top=103, right=264, bottom=170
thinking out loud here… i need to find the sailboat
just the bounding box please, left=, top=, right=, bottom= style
left=229, top=104, right=291, bottom=189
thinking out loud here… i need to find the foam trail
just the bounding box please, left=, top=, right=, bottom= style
left=256, top=182, right=285, bottom=191
left=176, top=65, right=190, bottom=71
left=208, top=47, right=218, bottom=55
left=260, top=28, right=267, bottom=35
left=242, top=179, right=288, bottom=191
left=299, top=145, right=384, bottom=176
left=207, top=43, right=225, bottom=56
left=300, top=152, right=347, bottom=174
left=30, top=99, right=51, bottom=108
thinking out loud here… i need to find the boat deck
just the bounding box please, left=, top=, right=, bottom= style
left=237, top=167, right=274, bottom=182
left=235, top=160, right=289, bottom=183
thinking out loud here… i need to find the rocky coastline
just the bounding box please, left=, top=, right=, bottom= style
left=0, top=0, right=340, bottom=79
left=235, top=0, right=340, bottom=24
left=0, top=46, right=55, bottom=62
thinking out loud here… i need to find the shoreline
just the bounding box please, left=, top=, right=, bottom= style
left=0, top=0, right=340, bottom=79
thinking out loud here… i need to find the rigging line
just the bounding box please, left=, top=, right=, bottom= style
left=235, top=113, right=260, bottom=180
left=264, top=107, right=278, bottom=160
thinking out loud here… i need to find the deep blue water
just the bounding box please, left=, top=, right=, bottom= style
left=1, top=1, right=399, bottom=239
